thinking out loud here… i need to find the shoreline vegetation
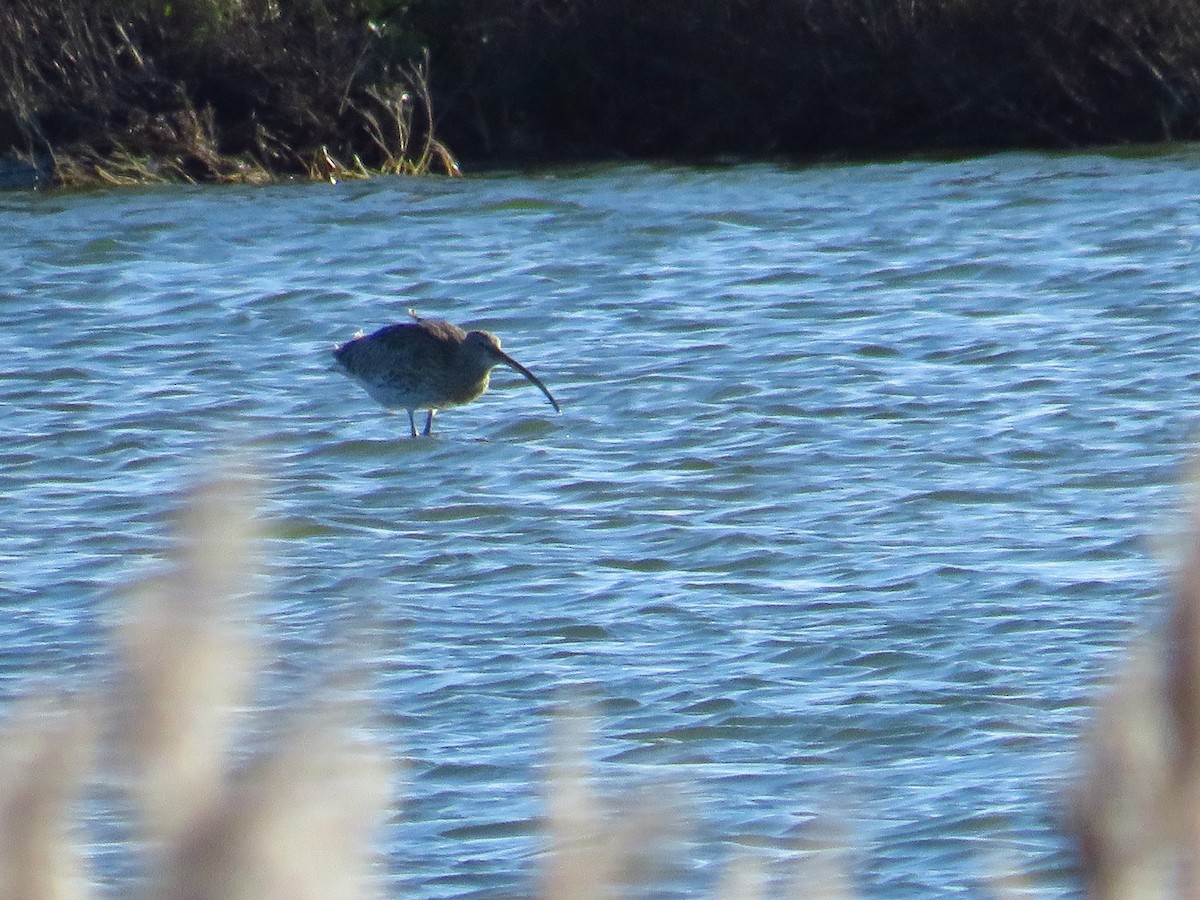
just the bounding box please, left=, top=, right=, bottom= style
left=0, top=0, right=462, bottom=187
left=6, top=0, right=1200, bottom=188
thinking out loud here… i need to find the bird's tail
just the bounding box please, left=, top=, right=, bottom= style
left=331, top=337, right=356, bottom=372
left=331, top=330, right=366, bottom=370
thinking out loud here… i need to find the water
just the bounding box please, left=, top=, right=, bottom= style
left=3, top=152, right=1200, bottom=896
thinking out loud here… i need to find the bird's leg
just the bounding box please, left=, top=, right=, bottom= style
left=407, top=410, right=419, bottom=438
left=423, top=409, right=436, bottom=436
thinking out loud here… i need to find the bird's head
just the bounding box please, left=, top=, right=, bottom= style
left=464, top=329, right=505, bottom=357
left=464, top=330, right=561, bottom=414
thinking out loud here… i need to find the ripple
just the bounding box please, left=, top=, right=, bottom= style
left=3, top=157, right=1198, bottom=896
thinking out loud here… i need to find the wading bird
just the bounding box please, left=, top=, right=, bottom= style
left=333, top=310, right=561, bottom=437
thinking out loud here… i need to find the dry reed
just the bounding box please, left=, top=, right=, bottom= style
left=0, top=469, right=391, bottom=900
left=1067, top=477, right=1200, bottom=897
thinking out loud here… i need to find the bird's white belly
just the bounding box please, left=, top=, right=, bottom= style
left=361, top=378, right=431, bottom=410
left=358, top=374, right=480, bottom=411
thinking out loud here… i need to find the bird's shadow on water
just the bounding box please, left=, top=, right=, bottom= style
left=314, top=410, right=561, bottom=460
left=322, top=437, right=432, bottom=458
left=321, top=433, right=503, bottom=459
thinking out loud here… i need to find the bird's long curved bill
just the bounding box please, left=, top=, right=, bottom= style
left=497, top=350, right=561, bottom=413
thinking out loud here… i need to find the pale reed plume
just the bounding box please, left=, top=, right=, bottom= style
left=1069, top=475, right=1200, bottom=898
left=0, top=696, right=91, bottom=900
left=113, top=470, right=262, bottom=852
left=0, top=467, right=392, bottom=900
left=542, top=711, right=616, bottom=900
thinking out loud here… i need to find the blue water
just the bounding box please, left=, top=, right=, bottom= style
left=3, top=152, right=1200, bottom=895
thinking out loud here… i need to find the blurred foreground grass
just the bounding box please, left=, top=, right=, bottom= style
left=0, top=464, right=1195, bottom=897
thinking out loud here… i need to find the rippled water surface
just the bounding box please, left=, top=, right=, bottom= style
left=5, top=153, right=1200, bottom=895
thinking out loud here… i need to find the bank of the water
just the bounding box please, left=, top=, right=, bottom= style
left=6, top=0, right=1200, bottom=187
left=0, top=0, right=460, bottom=187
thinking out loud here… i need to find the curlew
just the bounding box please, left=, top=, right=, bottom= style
left=333, top=310, right=561, bottom=437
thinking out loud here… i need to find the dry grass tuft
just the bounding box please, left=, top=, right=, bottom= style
left=1067, top=476, right=1200, bottom=897
left=1068, top=640, right=1175, bottom=897
left=115, top=473, right=261, bottom=851
left=0, top=468, right=392, bottom=900
left=0, top=695, right=92, bottom=900
left=542, top=711, right=613, bottom=900
left=153, top=701, right=390, bottom=900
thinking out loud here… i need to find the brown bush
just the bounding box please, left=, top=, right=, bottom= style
left=0, top=0, right=458, bottom=185
left=409, top=0, right=1200, bottom=161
